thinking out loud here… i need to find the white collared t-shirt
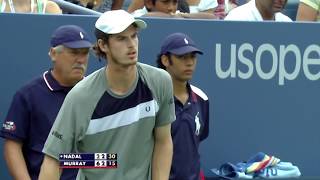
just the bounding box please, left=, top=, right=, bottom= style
left=224, top=0, right=292, bottom=21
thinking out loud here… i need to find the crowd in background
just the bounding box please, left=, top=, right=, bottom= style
left=1, top=0, right=319, bottom=22
left=63, top=0, right=320, bottom=22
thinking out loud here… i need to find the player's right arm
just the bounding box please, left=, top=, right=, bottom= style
left=39, top=155, right=61, bottom=180
left=4, top=139, right=31, bottom=180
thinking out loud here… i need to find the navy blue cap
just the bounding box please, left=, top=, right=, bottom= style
left=160, top=33, right=203, bottom=55
left=50, top=25, right=92, bottom=48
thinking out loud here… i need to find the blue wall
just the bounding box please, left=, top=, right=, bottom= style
left=0, top=14, right=319, bottom=179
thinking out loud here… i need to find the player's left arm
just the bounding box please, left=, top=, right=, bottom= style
left=152, top=123, right=173, bottom=180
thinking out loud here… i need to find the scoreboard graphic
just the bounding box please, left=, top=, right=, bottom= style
left=59, top=153, right=117, bottom=168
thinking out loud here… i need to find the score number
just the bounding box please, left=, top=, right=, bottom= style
left=94, top=153, right=117, bottom=168
left=95, top=153, right=117, bottom=160
left=94, top=160, right=117, bottom=168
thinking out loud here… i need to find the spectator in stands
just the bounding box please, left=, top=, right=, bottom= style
left=296, top=0, right=320, bottom=21
left=225, top=0, right=292, bottom=21
left=0, top=0, right=61, bottom=13
left=129, top=0, right=218, bottom=14
left=130, top=0, right=190, bottom=14
left=157, top=32, right=210, bottom=180
left=0, top=25, right=92, bottom=180
left=131, top=0, right=217, bottom=19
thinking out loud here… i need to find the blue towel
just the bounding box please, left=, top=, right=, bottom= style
left=255, top=162, right=301, bottom=179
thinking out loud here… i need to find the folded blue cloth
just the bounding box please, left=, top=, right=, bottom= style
left=211, top=163, right=253, bottom=179
left=255, top=162, right=301, bottom=179
left=211, top=163, right=239, bottom=179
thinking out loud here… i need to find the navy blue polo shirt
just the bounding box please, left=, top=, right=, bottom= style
left=0, top=70, right=77, bottom=180
left=170, top=83, right=209, bottom=180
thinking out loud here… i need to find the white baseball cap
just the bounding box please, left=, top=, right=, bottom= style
left=95, top=10, right=147, bottom=34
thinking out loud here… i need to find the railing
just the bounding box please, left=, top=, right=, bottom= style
left=52, top=0, right=102, bottom=15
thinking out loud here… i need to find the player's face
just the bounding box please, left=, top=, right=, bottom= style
left=165, top=52, right=197, bottom=82
left=151, top=0, right=178, bottom=14
left=51, top=47, right=89, bottom=86
left=105, top=25, right=139, bottom=67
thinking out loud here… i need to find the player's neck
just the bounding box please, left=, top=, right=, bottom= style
left=105, top=65, right=137, bottom=95
left=173, top=80, right=189, bottom=105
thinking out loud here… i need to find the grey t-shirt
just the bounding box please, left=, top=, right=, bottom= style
left=43, top=63, right=175, bottom=180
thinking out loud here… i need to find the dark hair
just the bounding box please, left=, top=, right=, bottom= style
left=148, top=0, right=189, bottom=13
left=156, top=53, right=172, bottom=70
left=178, top=0, right=190, bottom=13
left=92, top=28, right=109, bottom=61
left=156, top=54, right=165, bottom=69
